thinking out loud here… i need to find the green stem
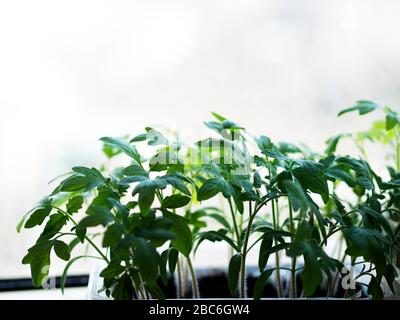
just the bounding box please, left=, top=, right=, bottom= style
left=54, top=232, right=76, bottom=239
left=272, top=199, right=283, bottom=297
left=181, top=257, right=189, bottom=296
left=176, top=256, right=182, bottom=298
left=238, top=196, right=280, bottom=298
left=186, top=256, right=199, bottom=298
left=84, top=236, right=109, bottom=263
left=156, top=190, right=164, bottom=204
left=321, top=226, right=346, bottom=245
left=396, top=129, right=400, bottom=172
left=328, top=238, right=344, bottom=297
left=239, top=202, right=256, bottom=298
left=138, top=273, right=149, bottom=299
left=54, top=206, right=109, bottom=263
left=288, top=198, right=297, bottom=298
left=228, top=198, right=241, bottom=249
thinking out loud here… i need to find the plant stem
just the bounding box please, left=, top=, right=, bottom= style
left=186, top=256, right=199, bottom=298
left=239, top=202, right=256, bottom=298
left=272, top=199, right=283, bottom=297
left=328, top=237, right=345, bottom=297
left=54, top=206, right=109, bottom=263
left=85, top=235, right=109, bottom=263
left=396, top=129, right=400, bottom=172
left=137, top=273, right=149, bottom=299
left=183, top=259, right=189, bottom=295
left=228, top=198, right=241, bottom=248
left=176, top=255, right=182, bottom=298
left=288, top=198, right=297, bottom=298
left=236, top=197, right=278, bottom=298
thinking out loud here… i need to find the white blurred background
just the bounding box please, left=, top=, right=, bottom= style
left=1, top=0, right=400, bottom=279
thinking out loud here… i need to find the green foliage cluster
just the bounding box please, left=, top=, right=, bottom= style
left=19, top=102, right=400, bottom=299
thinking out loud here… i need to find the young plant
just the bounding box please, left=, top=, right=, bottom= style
left=329, top=101, right=400, bottom=297
left=19, top=129, right=196, bottom=300
left=191, top=114, right=341, bottom=298
left=18, top=104, right=399, bottom=300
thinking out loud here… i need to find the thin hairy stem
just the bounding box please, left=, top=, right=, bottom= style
left=288, top=198, right=297, bottom=298
left=228, top=198, right=241, bottom=249
left=186, top=256, right=200, bottom=298
left=53, top=206, right=109, bottom=263
left=272, top=199, right=283, bottom=297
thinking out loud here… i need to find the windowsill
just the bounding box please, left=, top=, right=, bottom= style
left=0, top=287, right=87, bottom=300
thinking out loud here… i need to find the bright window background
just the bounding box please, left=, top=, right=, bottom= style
left=1, top=0, right=400, bottom=279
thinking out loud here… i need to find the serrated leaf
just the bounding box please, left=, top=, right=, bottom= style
left=66, top=195, right=84, bottom=214
left=100, top=262, right=125, bottom=279
left=112, top=273, right=135, bottom=300
left=380, top=179, right=400, bottom=190
left=100, top=137, right=141, bottom=164
left=161, top=175, right=191, bottom=196
left=324, top=167, right=356, bottom=188
left=197, top=178, right=221, bottom=201
left=358, top=204, right=393, bottom=238
left=121, top=165, right=148, bottom=177
left=293, top=160, right=329, bottom=203
left=38, top=212, right=68, bottom=242
left=22, top=240, right=53, bottom=287
left=103, top=223, right=123, bottom=247
left=131, top=178, right=168, bottom=214
left=24, top=206, right=52, bottom=229
left=281, top=179, right=308, bottom=213
left=138, top=185, right=155, bottom=214
left=163, top=211, right=192, bottom=257
left=343, top=227, right=387, bottom=271
left=60, top=175, right=90, bottom=192
left=197, top=177, right=233, bottom=201
left=54, top=240, right=70, bottom=261
left=135, top=238, right=160, bottom=284
left=77, top=206, right=114, bottom=228
left=162, top=194, right=191, bottom=209
left=195, top=229, right=239, bottom=253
